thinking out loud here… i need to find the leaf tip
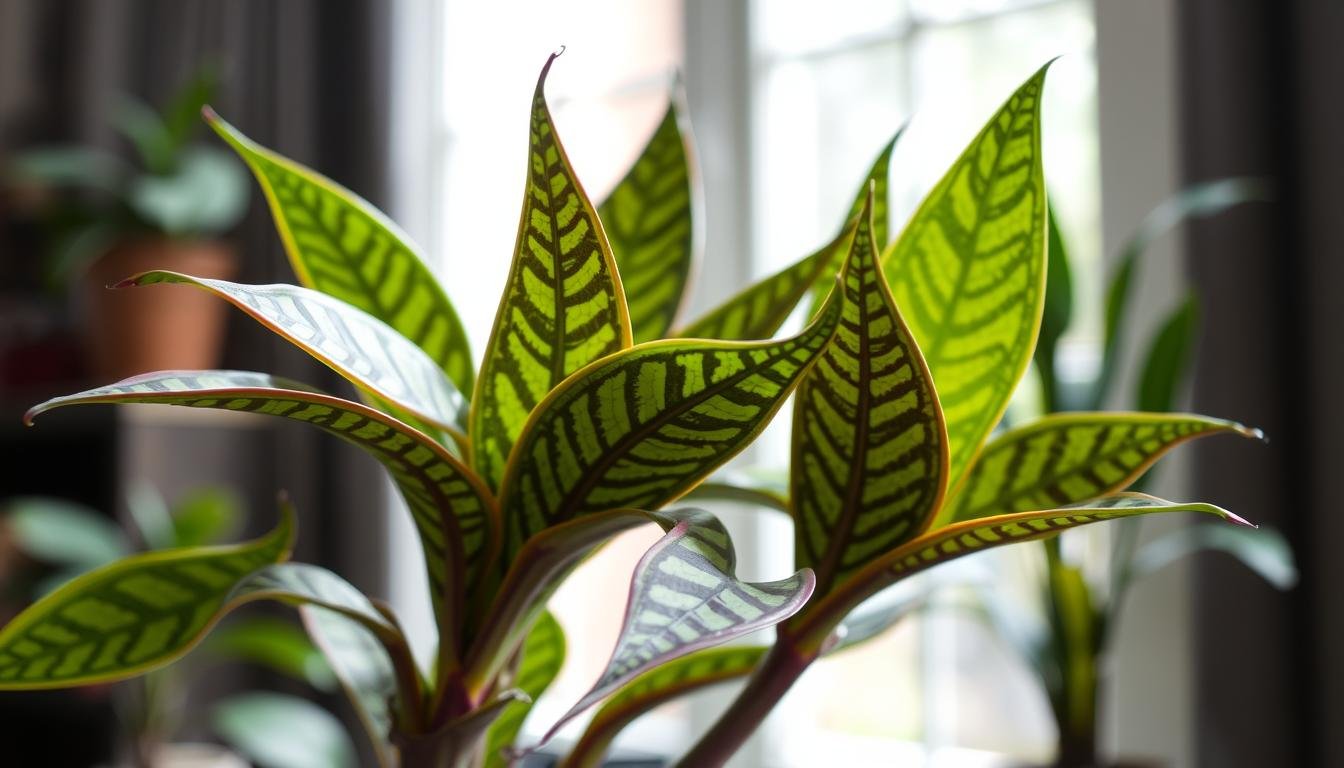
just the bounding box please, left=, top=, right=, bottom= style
left=1224, top=509, right=1258, bottom=529
left=200, top=104, right=219, bottom=124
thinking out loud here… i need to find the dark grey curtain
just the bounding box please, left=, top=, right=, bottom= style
left=0, top=1, right=392, bottom=760
left=1180, top=2, right=1344, bottom=767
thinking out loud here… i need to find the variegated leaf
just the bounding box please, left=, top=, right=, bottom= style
left=792, top=193, right=948, bottom=596
left=205, top=110, right=475, bottom=395
left=884, top=64, right=1052, bottom=491
left=303, top=606, right=398, bottom=768
left=25, top=371, right=497, bottom=653
left=790, top=493, right=1250, bottom=650
left=497, top=286, right=843, bottom=559
left=472, top=53, right=633, bottom=492
left=483, top=610, right=566, bottom=768
left=119, top=271, right=466, bottom=437
left=0, top=505, right=294, bottom=688
left=939, top=413, right=1260, bottom=526
left=560, top=645, right=766, bottom=768
left=599, top=102, right=697, bottom=343
left=675, top=219, right=852, bottom=344
left=536, top=513, right=813, bottom=748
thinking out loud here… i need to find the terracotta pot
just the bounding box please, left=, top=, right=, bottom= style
left=80, top=238, right=236, bottom=382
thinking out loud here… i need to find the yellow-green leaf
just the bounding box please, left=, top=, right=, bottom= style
left=561, top=646, right=765, bottom=768
left=599, top=102, right=697, bottom=343
left=483, top=610, right=566, bottom=768
left=205, top=109, right=474, bottom=395
left=26, top=371, right=498, bottom=658
left=497, top=285, right=843, bottom=559
left=883, top=63, right=1052, bottom=492
left=792, top=193, right=948, bottom=596
left=0, top=505, right=294, bottom=689
left=120, top=271, right=467, bottom=436
left=472, top=53, right=634, bottom=492
left=790, top=493, right=1249, bottom=650
left=939, top=412, right=1260, bottom=526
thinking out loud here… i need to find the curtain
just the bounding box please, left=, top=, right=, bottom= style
left=1180, top=2, right=1344, bottom=766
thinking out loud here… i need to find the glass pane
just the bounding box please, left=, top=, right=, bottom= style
left=908, top=0, right=1042, bottom=24
left=754, top=0, right=907, bottom=57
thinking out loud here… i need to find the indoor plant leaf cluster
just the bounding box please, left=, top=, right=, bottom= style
left=6, top=52, right=1268, bottom=768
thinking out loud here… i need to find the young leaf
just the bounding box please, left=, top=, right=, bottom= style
left=212, top=691, right=358, bottom=768
left=118, top=271, right=467, bottom=435
left=599, top=102, right=697, bottom=343
left=1136, top=293, right=1199, bottom=414
left=939, top=412, right=1259, bottom=526
left=483, top=610, right=566, bottom=768
left=1092, top=177, right=1271, bottom=409
left=793, top=192, right=948, bottom=596
left=497, top=285, right=843, bottom=559
left=0, top=504, right=294, bottom=688
left=790, top=493, right=1251, bottom=649
left=1035, top=199, right=1074, bottom=412
left=4, top=498, right=129, bottom=569
left=884, top=63, right=1052, bottom=491
left=302, top=605, right=399, bottom=768
left=1131, top=523, right=1297, bottom=589
left=561, top=645, right=767, bottom=768
left=472, top=52, right=634, bottom=492
left=205, top=109, right=475, bottom=395
left=170, top=487, right=243, bottom=548
left=26, top=371, right=498, bottom=652
left=673, top=224, right=851, bottom=341
left=536, top=513, right=813, bottom=748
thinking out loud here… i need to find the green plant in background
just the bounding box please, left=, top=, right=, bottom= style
left=6, top=65, right=249, bottom=286
left=2, top=52, right=1269, bottom=768
left=965, top=178, right=1294, bottom=768
left=1, top=489, right=354, bottom=768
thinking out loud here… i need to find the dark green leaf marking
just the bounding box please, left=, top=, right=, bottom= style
left=599, top=103, right=697, bottom=344
left=206, top=110, right=475, bottom=395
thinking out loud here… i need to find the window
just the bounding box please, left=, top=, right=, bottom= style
left=391, top=0, right=1100, bottom=762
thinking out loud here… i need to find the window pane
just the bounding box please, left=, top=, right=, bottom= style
left=754, top=0, right=907, bottom=57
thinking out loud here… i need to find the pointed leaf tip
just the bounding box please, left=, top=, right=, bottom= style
left=201, top=104, right=218, bottom=123
left=1224, top=509, right=1258, bottom=529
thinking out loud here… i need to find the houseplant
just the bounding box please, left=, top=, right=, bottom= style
left=3, top=54, right=1261, bottom=767
left=6, top=66, right=249, bottom=380
left=2, top=489, right=354, bottom=768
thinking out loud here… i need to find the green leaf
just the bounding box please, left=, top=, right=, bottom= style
left=213, top=692, right=357, bottom=768
left=883, top=63, right=1052, bottom=492
left=1131, top=523, right=1297, bottom=589
left=562, top=645, right=766, bottom=768
left=497, top=284, right=843, bottom=559
left=112, top=96, right=176, bottom=175
left=1092, top=177, right=1271, bottom=409
left=472, top=53, right=634, bottom=492
left=127, top=147, right=250, bottom=235
left=0, top=504, right=294, bottom=688
left=1137, top=293, right=1200, bottom=414
left=829, top=581, right=923, bottom=654
left=8, top=146, right=128, bottom=195
left=126, top=483, right=177, bottom=551
left=118, top=271, right=468, bottom=436
left=599, top=102, right=697, bottom=344
left=683, top=474, right=789, bottom=514
left=205, top=109, right=475, bottom=396
left=398, top=690, right=529, bottom=768
left=4, top=498, right=128, bottom=569
left=1043, top=557, right=1097, bottom=745
left=677, top=220, right=852, bottom=345
left=483, top=610, right=566, bottom=768
left=205, top=616, right=336, bottom=691
left=790, top=493, right=1250, bottom=650
left=793, top=192, right=948, bottom=596
left=170, top=487, right=243, bottom=548
left=302, top=606, right=398, bottom=768
left=1035, top=199, right=1074, bottom=412
left=536, top=512, right=813, bottom=748
left=939, top=412, right=1258, bottom=526
left=26, top=371, right=497, bottom=655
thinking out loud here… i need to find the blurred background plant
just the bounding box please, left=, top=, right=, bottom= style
left=0, top=487, right=356, bottom=768
left=969, top=177, right=1297, bottom=768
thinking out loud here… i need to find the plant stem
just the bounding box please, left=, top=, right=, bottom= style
left=673, top=637, right=816, bottom=767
